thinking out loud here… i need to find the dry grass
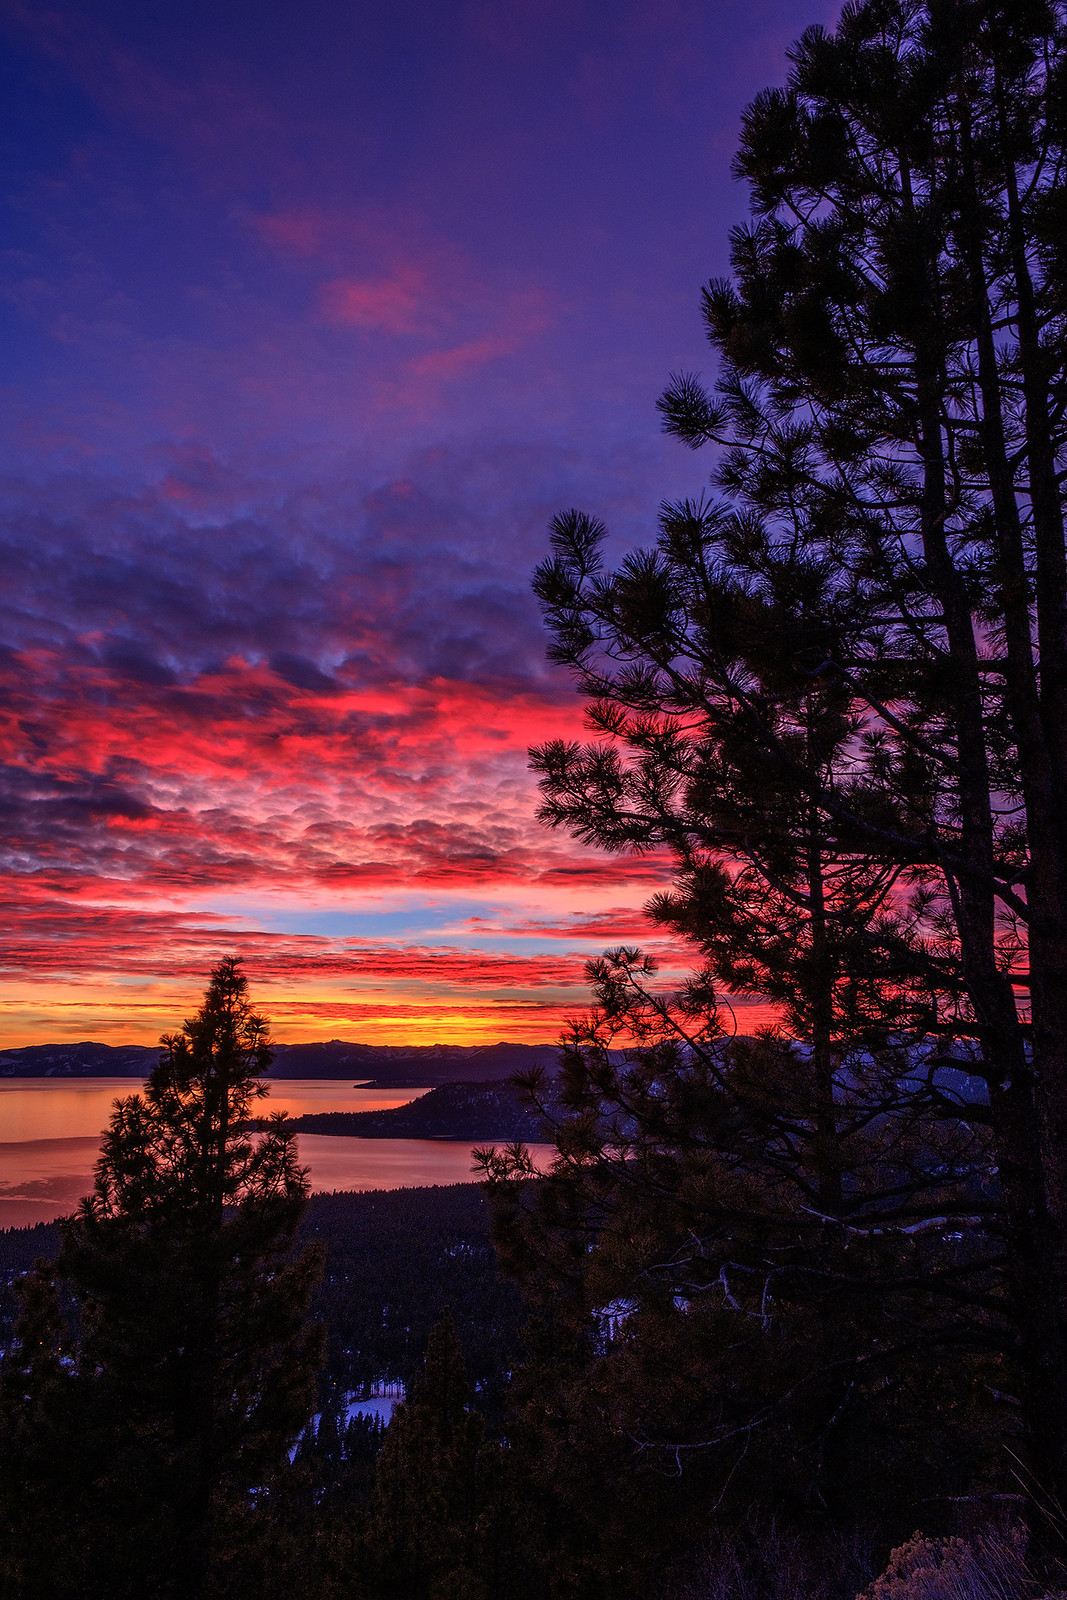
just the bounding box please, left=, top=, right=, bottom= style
left=666, top=1525, right=1057, bottom=1600
left=857, top=1531, right=1033, bottom=1600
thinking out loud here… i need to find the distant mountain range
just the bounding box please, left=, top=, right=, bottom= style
left=0, top=1038, right=560, bottom=1085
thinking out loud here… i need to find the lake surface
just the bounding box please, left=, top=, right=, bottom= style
left=0, top=1079, right=551, bottom=1227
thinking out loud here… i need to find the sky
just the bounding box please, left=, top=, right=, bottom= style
left=0, top=0, right=839, bottom=1047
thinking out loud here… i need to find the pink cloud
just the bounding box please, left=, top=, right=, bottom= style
left=0, top=640, right=677, bottom=911
left=413, top=333, right=525, bottom=378
left=411, top=288, right=556, bottom=376
left=0, top=896, right=595, bottom=987
left=248, top=201, right=558, bottom=383
left=463, top=907, right=681, bottom=943
left=320, top=269, right=425, bottom=334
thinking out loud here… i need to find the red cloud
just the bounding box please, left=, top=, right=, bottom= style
left=0, top=896, right=593, bottom=988
left=0, top=891, right=617, bottom=1047
left=462, top=907, right=687, bottom=944
left=1, top=642, right=676, bottom=913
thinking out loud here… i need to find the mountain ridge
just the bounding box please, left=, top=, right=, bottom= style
left=0, top=1038, right=560, bottom=1085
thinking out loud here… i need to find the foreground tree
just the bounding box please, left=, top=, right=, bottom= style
left=482, top=965, right=1010, bottom=1568
left=363, top=1312, right=488, bottom=1599
left=1, top=958, right=323, bottom=1600
left=360, top=1311, right=544, bottom=1600
left=0, top=1266, right=88, bottom=1600
left=507, top=0, right=1067, bottom=1545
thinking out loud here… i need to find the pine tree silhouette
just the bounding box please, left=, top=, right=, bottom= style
left=366, top=1311, right=488, bottom=1600
left=1, top=959, right=323, bottom=1599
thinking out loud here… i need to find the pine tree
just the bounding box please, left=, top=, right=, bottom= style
left=357, top=1310, right=556, bottom=1600
left=0, top=1267, right=88, bottom=1599
left=482, top=967, right=1007, bottom=1557
left=514, top=0, right=1067, bottom=1539
left=33, top=957, right=323, bottom=1599
left=364, top=1312, right=487, bottom=1600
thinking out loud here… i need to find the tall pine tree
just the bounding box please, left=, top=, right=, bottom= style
left=3, top=958, right=323, bottom=1600
left=518, top=0, right=1067, bottom=1540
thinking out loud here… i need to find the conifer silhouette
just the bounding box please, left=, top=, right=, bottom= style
left=2, top=958, right=323, bottom=1599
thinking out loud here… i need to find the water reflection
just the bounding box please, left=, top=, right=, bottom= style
left=0, top=1078, right=428, bottom=1144
left=0, top=1080, right=552, bottom=1227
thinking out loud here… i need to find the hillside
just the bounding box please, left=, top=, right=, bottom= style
left=0, top=1038, right=560, bottom=1083
left=1, top=1184, right=524, bottom=1406
left=286, top=1078, right=562, bottom=1142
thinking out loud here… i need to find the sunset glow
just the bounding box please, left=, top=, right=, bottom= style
left=0, top=0, right=833, bottom=1047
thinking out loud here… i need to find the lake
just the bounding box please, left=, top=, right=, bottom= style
left=0, top=1079, right=551, bottom=1227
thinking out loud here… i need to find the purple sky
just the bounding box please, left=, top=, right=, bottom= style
left=0, top=0, right=839, bottom=1045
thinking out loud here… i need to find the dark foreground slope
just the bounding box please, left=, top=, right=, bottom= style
left=287, top=1078, right=561, bottom=1142
left=0, top=1039, right=558, bottom=1083
left=0, top=1184, right=523, bottom=1410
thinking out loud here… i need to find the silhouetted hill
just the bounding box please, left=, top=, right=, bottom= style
left=0, top=1038, right=559, bottom=1082
left=269, top=1040, right=559, bottom=1085
left=286, top=1078, right=561, bottom=1141
left=0, top=1041, right=158, bottom=1077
